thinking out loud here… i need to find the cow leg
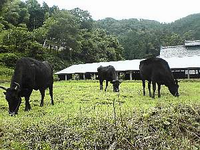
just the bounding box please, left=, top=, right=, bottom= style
left=39, top=89, right=45, bottom=107
left=100, top=80, right=103, bottom=90
left=49, top=85, right=54, bottom=105
left=152, top=82, right=156, bottom=98
left=25, top=97, right=31, bottom=111
left=25, top=89, right=33, bottom=111
left=148, top=81, right=152, bottom=97
left=142, top=80, right=145, bottom=96
left=105, top=80, right=108, bottom=91
left=158, top=84, right=161, bottom=98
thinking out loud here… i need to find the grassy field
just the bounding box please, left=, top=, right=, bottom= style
left=0, top=80, right=200, bottom=149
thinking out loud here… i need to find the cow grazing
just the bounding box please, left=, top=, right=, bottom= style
left=0, top=57, right=54, bottom=115
left=139, top=57, right=179, bottom=98
left=97, top=65, right=121, bottom=92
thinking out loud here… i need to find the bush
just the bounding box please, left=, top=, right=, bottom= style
left=0, top=46, right=9, bottom=53
left=0, top=53, right=19, bottom=67
left=0, top=65, right=13, bottom=82
left=44, top=54, right=69, bottom=71
left=26, top=42, right=45, bottom=60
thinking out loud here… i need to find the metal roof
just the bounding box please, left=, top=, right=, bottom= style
left=160, top=45, right=200, bottom=58
left=165, top=56, right=200, bottom=69
left=55, top=59, right=141, bottom=74
left=185, top=40, right=200, bottom=46
left=55, top=56, right=200, bottom=75
left=160, top=40, right=200, bottom=58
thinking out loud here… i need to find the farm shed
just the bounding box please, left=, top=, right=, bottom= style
left=55, top=59, right=141, bottom=80
left=159, top=40, right=200, bottom=79
left=56, top=40, right=200, bottom=80
left=165, top=56, right=200, bottom=79
left=55, top=56, right=200, bottom=80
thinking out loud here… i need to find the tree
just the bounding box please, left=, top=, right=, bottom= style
left=46, top=10, right=81, bottom=60
left=3, top=26, right=34, bottom=52
left=2, top=0, right=29, bottom=27
left=119, top=29, right=160, bottom=59
left=33, top=16, right=56, bottom=45
left=78, top=29, right=123, bottom=63
left=0, top=0, right=12, bottom=14
left=70, top=8, right=94, bottom=31
left=26, top=0, right=44, bottom=30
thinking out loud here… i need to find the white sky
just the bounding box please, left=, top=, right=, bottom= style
left=37, top=0, right=200, bottom=23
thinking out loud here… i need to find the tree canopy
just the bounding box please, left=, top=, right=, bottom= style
left=0, top=0, right=200, bottom=71
left=0, top=0, right=123, bottom=70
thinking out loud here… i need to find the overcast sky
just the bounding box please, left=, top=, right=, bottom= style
left=37, top=0, right=200, bottom=23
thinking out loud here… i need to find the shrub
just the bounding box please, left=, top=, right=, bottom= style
left=26, top=42, right=45, bottom=60
left=0, top=65, right=13, bottom=82
left=0, top=53, right=19, bottom=67
left=44, top=54, right=69, bottom=71
left=0, top=46, right=9, bottom=53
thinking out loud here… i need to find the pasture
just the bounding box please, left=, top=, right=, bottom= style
left=0, top=80, right=200, bottom=149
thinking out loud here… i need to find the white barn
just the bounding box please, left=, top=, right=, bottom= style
left=56, top=40, right=200, bottom=80
left=55, top=59, right=141, bottom=80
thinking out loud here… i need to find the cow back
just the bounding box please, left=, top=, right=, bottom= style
left=11, top=58, right=53, bottom=90
left=139, top=58, right=174, bottom=86
left=97, top=65, right=117, bottom=81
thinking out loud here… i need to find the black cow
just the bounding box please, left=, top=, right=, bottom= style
left=0, top=57, right=54, bottom=115
left=97, top=65, right=121, bottom=92
left=139, top=57, right=179, bottom=98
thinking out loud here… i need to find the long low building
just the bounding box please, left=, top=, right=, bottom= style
left=55, top=56, right=200, bottom=80
left=55, top=59, right=141, bottom=80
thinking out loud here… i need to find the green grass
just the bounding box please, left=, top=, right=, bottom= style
left=0, top=80, right=200, bottom=149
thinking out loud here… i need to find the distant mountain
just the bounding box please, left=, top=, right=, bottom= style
left=96, top=17, right=163, bottom=36
left=168, top=13, right=200, bottom=40
left=96, top=13, right=200, bottom=40
left=95, top=13, right=200, bottom=59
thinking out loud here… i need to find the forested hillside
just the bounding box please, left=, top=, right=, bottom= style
left=1, top=0, right=200, bottom=72
left=0, top=0, right=123, bottom=71
left=96, top=14, right=200, bottom=59
left=168, top=13, right=200, bottom=39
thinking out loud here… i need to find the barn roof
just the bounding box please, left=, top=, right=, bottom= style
left=185, top=40, right=200, bottom=47
left=160, top=45, right=200, bottom=58
left=55, top=56, right=200, bottom=75
left=55, top=59, right=141, bottom=74
left=160, top=40, right=200, bottom=58
left=166, top=56, right=200, bottom=69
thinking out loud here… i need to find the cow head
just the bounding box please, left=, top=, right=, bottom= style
left=0, top=83, right=21, bottom=116
left=110, top=80, right=122, bottom=92
left=168, top=79, right=179, bottom=97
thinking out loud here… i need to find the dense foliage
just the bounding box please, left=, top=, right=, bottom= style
left=96, top=15, right=200, bottom=59
left=1, top=0, right=200, bottom=70
left=0, top=0, right=124, bottom=71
